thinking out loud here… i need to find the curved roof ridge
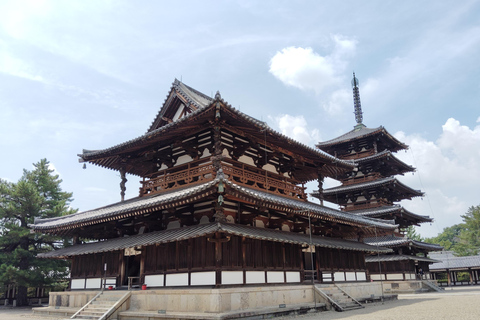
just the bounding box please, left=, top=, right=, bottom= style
left=321, top=176, right=423, bottom=196
left=223, top=178, right=397, bottom=230
left=316, top=125, right=408, bottom=150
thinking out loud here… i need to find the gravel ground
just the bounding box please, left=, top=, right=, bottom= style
left=0, top=286, right=478, bottom=320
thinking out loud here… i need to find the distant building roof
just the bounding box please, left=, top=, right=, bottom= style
left=429, top=253, right=480, bottom=271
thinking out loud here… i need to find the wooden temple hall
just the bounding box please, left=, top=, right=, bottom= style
left=32, top=79, right=400, bottom=291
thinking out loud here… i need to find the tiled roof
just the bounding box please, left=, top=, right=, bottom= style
left=363, top=235, right=443, bottom=251
left=316, top=125, right=407, bottom=150
left=223, top=177, right=397, bottom=230
left=321, top=176, right=423, bottom=197
left=429, top=254, right=480, bottom=271
left=31, top=179, right=220, bottom=232
left=38, top=221, right=392, bottom=259
left=349, top=205, right=433, bottom=223
left=79, top=80, right=355, bottom=174
left=365, top=254, right=440, bottom=263
left=32, top=173, right=398, bottom=234
left=354, top=150, right=415, bottom=172
left=147, top=79, right=214, bottom=133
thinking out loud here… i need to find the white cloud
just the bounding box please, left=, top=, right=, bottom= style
left=269, top=35, right=357, bottom=95
left=393, top=118, right=480, bottom=237
left=271, top=114, right=320, bottom=146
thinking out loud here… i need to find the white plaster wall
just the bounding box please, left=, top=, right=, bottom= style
left=71, top=279, right=85, bottom=290
left=166, top=273, right=188, bottom=286
left=334, top=272, right=345, bottom=281
left=246, top=271, right=265, bottom=284
left=371, top=274, right=386, bottom=280
left=144, top=275, right=164, bottom=287
left=85, top=278, right=101, bottom=289
left=286, top=272, right=301, bottom=283
left=345, top=272, right=356, bottom=281
left=175, top=154, right=192, bottom=166
left=238, top=155, right=255, bottom=166
left=356, top=272, right=367, bottom=281
left=166, top=220, right=180, bottom=230
left=267, top=271, right=284, bottom=283
left=191, top=272, right=216, bottom=286
left=387, top=273, right=404, bottom=280
left=172, top=104, right=185, bottom=121
left=222, top=271, right=244, bottom=285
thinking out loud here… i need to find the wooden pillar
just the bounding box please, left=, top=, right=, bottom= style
left=119, top=251, right=125, bottom=287
left=120, top=167, right=127, bottom=202
left=469, top=268, right=473, bottom=285
left=317, top=172, right=324, bottom=206
left=139, top=247, right=145, bottom=284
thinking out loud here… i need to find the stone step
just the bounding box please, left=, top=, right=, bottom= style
left=75, top=315, right=101, bottom=320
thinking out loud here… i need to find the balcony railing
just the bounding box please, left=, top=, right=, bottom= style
left=342, top=173, right=382, bottom=186
left=342, top=199, right=391, bottom=211
left=139, top=160, right=215, bottom=196
left=139, top=158, right=306, bottom=200
left=220, top=158, right=306, bottom=200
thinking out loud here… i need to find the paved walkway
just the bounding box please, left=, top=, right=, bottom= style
left=282, top=286, right=480, bottom=320
left=1, top=286, right=479, bottom=320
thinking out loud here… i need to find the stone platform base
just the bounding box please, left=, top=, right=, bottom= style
left=380, top=280, right=437, bottom=293
left=33, top=283, right=386, bottom=319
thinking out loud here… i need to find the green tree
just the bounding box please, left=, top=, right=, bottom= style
left=405, top=225, right=424, bottom=241
left=0, top=159, right=75, bottom=306
left=454, top=205, right=480, bottom=256
left=424, top=224, right=463, bottom=251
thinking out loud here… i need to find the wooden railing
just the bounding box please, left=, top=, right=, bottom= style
left=139, top=157, right=306, bottom=200
left=139, top=160, right=216, bottom=196
left=221, top=159, right=306, bottom=200
left=342, top=199, right=390, bottom=211
left=342, top=173, right=382, bottom=186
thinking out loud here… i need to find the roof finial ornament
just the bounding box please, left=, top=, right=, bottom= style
left=214, top=90, right=221, bottom=100
left=351, top=72, right=364, bottom=129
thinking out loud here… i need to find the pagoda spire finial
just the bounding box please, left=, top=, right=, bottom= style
left=351, top=72, right=364, bottom=128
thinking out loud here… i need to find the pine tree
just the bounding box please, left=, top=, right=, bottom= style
left=454, top=205, right=480, bottom=256
left=0, top=159, right=75, bottom=306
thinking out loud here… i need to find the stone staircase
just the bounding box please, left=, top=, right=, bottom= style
left=422, top=280, right=445, bottom=292
left=71, top=291, right=130, bottom=320
left=314, top=284, right=364, bottom=312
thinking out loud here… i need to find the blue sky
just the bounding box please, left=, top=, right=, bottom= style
left=1, top=0, right=479, bottom=238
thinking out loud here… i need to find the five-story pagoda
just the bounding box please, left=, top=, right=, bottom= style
left=313, top=73, right=442, bottom=282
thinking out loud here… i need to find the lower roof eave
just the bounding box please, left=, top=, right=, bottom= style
left=38, top=221, right=392, bottom=259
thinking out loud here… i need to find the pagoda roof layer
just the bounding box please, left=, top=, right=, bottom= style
left=429, top=254, right=480, bottom=271
left=38, top=221, right=392, bottom=259
left=354, top=150, right=415, bottom=173
left=32, top=174, right=397, bottom=235
left=316, top=125, right=407, bottom=151
left=78, top=80, right=354, bottom=180
left=349, top=205, right=433, bottom=224
left=363, top=234, right=443, bottom=251
left=365, top=254, right=440, bottom=263
left=321, top=176, right=423, bottom=198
